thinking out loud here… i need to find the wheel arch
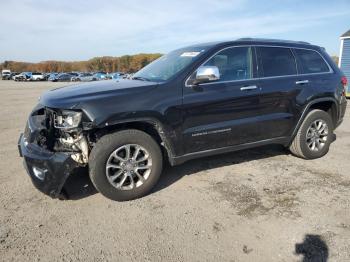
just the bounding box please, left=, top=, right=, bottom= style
left=92, top=118, right=176, bottom=164
left=309, top=100, right=337, bottom=128
left=290, top=98, right=338, bottom=144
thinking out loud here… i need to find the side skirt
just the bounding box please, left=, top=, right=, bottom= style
left=169, top=137, right=289, bottom=166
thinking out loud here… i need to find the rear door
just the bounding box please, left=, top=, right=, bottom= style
left=255, top=46, right=301, bottom=139
left=292, top=48, right=335, bottom=100
left=182, top=46, right=263, bottom=154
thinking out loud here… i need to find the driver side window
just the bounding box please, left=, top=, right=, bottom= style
left=204, top=46, right=253, bottom=82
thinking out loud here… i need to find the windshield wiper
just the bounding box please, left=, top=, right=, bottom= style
left=132, top=76, right=150, bottom=81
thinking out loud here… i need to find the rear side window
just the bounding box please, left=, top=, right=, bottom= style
left=293, top=49, right=330, bottom=74
left=258, top=47, right=297, bottom=77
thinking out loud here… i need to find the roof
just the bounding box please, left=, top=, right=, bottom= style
left=341, top=29, right=350, bottom=38
left=184, top=38, right=314, bottom=51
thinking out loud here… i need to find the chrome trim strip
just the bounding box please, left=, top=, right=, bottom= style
left=190, top=72, right=334, bottom=87
left=185, top=45, right=334, bottom=88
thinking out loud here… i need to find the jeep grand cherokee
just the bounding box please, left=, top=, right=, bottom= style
left=18, top=38, right=348, bottom=201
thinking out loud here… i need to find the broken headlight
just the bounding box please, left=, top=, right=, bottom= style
left=54, top=110, right=82, bottom=129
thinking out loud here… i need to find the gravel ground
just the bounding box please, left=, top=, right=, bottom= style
left=0, top=80, right=349, bottom=262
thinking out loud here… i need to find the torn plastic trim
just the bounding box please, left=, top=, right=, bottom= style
left=18, top=133, right=80, bottom=198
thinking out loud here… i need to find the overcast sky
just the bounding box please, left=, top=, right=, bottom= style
left=0, top=0, right=349, bottom=62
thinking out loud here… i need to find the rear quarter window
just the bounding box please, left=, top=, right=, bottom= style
left=293, top=49, right=330, bottom=74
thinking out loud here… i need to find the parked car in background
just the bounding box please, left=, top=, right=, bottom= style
left=123, top=73, right=134, bottom=79
left=1, top=69, right=11, bottom=80
left=48, top=73, right=59, bottom=81
left=43, top=73, right=54, bottom=81
left=30, top=72, right=44, bottom=81
left=72, top=72, right=94, bottom=82
left=14, top=72, right=32, bottom=81
left=10, top=72, right=18, bottom=80
left=2, top=73, right=12, bottom=80
left=69, top=72, right=79, bottom=77
left=106, top=72, right=125, bottom=80
left=51, top=73, right=74, bottom=82
left=92, top=72, right=107, bottom=81
left=13, top=73, right=22, bottom=81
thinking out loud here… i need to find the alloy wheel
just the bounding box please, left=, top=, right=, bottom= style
left=105, top=144, right=152, bottom=190
left=306, top=119, right=328, bottom=152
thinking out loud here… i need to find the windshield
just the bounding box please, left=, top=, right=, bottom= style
left=133, top=47, right=206, bottom=82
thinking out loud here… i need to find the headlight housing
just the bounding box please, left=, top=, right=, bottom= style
left=54, top=110, right=82, bottom=129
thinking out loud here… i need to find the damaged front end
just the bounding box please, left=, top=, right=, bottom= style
left=18, top=105, right=92, bottom=198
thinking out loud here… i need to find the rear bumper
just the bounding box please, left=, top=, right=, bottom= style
left=336, top=97, right=347, bottom=129
left=18, top=133, right=79, bottom=198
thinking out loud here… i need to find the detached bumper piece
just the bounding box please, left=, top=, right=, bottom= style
left=18, top=133, right=79, bottom=198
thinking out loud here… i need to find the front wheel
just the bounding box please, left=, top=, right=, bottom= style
left=89, top=129, right=163, bottom=201
left=289, top=109, right=333, bottom=159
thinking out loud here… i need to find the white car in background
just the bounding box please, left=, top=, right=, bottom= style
left=1, top=69, right=11, bottom=80
left=30, top=72, right=44, bottom=81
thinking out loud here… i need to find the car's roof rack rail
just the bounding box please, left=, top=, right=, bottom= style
left=236, top=38, right=311, bottom=45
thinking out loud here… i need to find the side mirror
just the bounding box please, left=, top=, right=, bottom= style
left=194, top=66, right=220, bottom=84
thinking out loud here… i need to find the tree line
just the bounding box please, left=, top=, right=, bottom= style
left=0, top=53, right=162, bottom=73
left=1, top=54, right=340, bottom=74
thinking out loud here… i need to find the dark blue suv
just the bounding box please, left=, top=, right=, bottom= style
left=18, top=38, right=348, bottom=201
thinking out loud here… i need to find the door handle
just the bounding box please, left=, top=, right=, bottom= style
left=295, top=80, right=309, bottom=85
left=240, top=85, right=258, bottom=91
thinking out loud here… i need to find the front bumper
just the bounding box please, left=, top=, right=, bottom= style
left=18, top=133, right=79, bottom=198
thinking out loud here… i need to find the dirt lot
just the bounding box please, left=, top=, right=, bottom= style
left=0, top=79, right=349, bottom=261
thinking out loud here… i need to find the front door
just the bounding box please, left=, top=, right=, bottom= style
left=182, top=46, right=263, bottom=154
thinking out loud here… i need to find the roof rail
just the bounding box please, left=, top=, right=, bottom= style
left=236, top=38, right=311, bottom=45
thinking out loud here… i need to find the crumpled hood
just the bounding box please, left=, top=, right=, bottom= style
left=40, top=79, right=158, bottom=109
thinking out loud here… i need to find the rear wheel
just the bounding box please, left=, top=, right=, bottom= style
left=89, top=129, right=163, bottom=201
left=289, top=109, right=333, bottom=159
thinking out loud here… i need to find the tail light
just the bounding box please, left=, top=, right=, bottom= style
left=341, top=76, right=348, bottom=96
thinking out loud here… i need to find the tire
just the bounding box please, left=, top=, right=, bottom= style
left=89, top=129, right=163, bottom=201
left=289, top=109, right=333, bottom=159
